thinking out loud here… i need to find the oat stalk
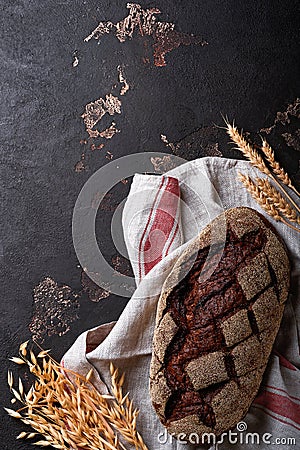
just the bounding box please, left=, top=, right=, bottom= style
left=238, top=174, right=300, bottom=233
left=225, top=121, right=300, bottom=215
left=6, top=341, right=148, bottom=450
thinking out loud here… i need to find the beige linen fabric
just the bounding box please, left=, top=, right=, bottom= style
left=63, top=157, right=300, bottom=450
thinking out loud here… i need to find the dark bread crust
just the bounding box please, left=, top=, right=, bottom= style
left=150, top=207, right=290, bottom=438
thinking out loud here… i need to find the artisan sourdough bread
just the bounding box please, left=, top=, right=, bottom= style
left=150, top=207, right=290, bottom=439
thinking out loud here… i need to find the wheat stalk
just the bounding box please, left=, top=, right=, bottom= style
left=225, top=122, right=300, bottom=203
left=261, top=140, right=300, bottom=205
left=6, top=341, right=149, bottom=450
left=225, top=120, right=300, bottom=218
left=238, top=174, right=300, bottom=233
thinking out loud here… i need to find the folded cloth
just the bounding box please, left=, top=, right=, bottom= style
left=62, top=157, right=300, bottom=450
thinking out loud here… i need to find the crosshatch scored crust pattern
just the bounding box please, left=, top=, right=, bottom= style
left=150, top=207, right=290, bottom=438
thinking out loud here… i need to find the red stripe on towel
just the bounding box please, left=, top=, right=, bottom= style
left=138, top=177, right=165, bottom=280
left=264, top=385, right=300, bottom=402
left=138, top=177, right=180, bottom=279
left=254, top=390, right=300, bottom=427
left=273, top=350, right=298, bottom=371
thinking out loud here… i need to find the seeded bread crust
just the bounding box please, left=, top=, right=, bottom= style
left=150, top=207, right=290, bottom=438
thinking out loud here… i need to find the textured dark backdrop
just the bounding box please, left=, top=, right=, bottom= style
left=1, top=1, right=299, bottom=448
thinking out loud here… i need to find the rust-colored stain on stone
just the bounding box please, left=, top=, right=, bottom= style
left=84, top=3, right=207, bottom=67
left=260, top=98, right=300, bottom=154
left=74, top=152, right=87, bottom=172
left=82, top=94, right=121, bottom=139
left=117, top=65, right=130, bottom=95
left=150, top=155, right=177, bottom=173
left=161, top=125, right=223, bottom=160
left=72, top=52, right=79, bottom=68
left=111, top=254, right=133, bottom=277
left=261, top=98, right=300, bottom=134
left=153, top=22, right=207, bottom=67
left=81, top=271, right=110, bottom=302
left=282, top=130, right=300, bottom=152
left=160, top=134, right=177, bottom=153
left=29, top=277, right=79, bottom=342
left=105, top=150, right=114, bottom=160
left=75, top=66, right=130, bottom=172
left=90, top=143, right=105, bottom=151
left=99, top=122, right=120, bottom=139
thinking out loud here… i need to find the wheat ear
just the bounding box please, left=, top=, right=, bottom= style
left=225, top=122, right=270, bottom=175
left=238, top=173, right=300, bottom=233
left=225, top=121, right=300, bottom=214
left=261, top=139, right=300, bottom=202
left=255, top=177, right=300, bottom=225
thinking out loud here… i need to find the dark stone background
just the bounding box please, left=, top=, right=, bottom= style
left=0, top=1, right=299, bottom=448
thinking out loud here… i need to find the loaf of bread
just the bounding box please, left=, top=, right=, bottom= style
left=150, top=207, right=290, bottom=439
